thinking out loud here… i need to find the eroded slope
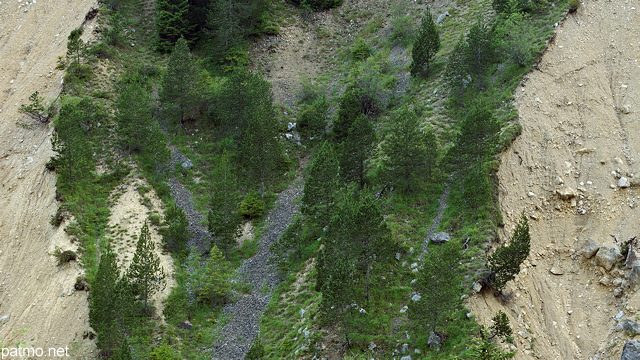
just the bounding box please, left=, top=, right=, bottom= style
left=469, top=0, right=640, bottom=359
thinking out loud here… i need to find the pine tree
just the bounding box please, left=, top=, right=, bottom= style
left=381, top=106, right=438, bottom=192
left=156, top=0, right=191, bottom=52
left=89, top=245, right=122, bottom=356
left=192, top=246, right=232, bottom=306
left=338, top=115, right=375, bottom=187
left=207, top=156, right=241, bottom=257
left=126, top=222, right=166, bottom=311
left=410, top=10, right=440, bottom=78
left=409, top=242, right=464, bottom=337
left=301, top=142, right=340, bottom=227
left=487, top=213, right=531, bottom=291
left=317, top=193, right=396, bottom=311
left=162, top=202, right=190, bottom=256
left=160, top=37, right=201, bottom=128
left=116, top=74, right=153, bottom=153
left=66, top=28, right=85, bottom=64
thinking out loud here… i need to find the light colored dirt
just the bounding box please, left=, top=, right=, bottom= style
left=0, top=0, right=98, bottom=355
left=107, top=180, right=175, bottom=317
left=469, top=0, right=640, bottom=358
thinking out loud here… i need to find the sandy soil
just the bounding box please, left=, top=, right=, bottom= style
left=0, top=0, right=98, bottom=356
left=469, top=0, right=640, bottom=358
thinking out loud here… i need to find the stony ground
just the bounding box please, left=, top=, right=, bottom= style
left=210, top=178, right=303, bottom=360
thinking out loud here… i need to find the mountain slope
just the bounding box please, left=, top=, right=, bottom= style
left=469, top=1, right=640, bottom=358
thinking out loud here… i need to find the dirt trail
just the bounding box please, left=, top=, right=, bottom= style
left=0, top=0, right=98, bottom=355
left=469, top=0, right=640, bottom=358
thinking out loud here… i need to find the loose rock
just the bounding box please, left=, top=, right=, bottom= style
left=616, top=319, right=640, bottom=334
left=428, top=232, right=451, bottom=244
left=621, top=340, right=640, bottom=360
left=595, top=247, right=619, bottom=271
left=579, top=239, right=601, bottom=259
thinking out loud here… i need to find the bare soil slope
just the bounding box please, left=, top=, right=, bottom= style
left=469, top=0, right=640, bottom=358
left=0, top=0, right=97, bottom=355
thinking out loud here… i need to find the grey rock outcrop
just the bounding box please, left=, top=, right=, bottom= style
left=595, top=246, right=619, bottom=271
left=428, top=232, right=451, bottom=244
left=621, top=340, right=640, bottom=360
left=628, top=266, right=640, bottom=289
left=579, top=239, right=601, bottom=259
left=616, top=319, right=640, bottom=335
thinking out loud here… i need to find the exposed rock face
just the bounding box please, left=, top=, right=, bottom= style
left=615, top=319, right=640, bottom=335
left=628, top=266, right=640, bottom=289
left=625, top=238, right=640, bottom=268
left=428, top=232, right=450, bottom=244
left=580, top=239, right=601, bottom=259
left=595, top=247, right=619, bottom=271
left=621, top=340, right=640, bottom=360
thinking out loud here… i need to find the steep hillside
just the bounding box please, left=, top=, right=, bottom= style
left=0, top=0, right=97, bottom=355
left=469, top=0, right=640, bottom=358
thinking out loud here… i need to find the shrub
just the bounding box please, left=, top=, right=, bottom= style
left=87, top=42, right=115, bottom=59
left=290, top=0, right=344, bottom=11
left=19, top=91, right=52, bottom=123
left=351, top=39, right=371, bottom=60
left=239, top=193, right=266, bottom=218
left=568, top=0, right=580, bottom=13
left=263, top=24, right=280, bottom=35
left=51, top=247, right=77, bottom=266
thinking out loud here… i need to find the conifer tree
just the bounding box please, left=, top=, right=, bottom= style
left=66, top=28, right=85, bottom=64
left=208, top=156, right=241, bottom=257
left=381, top=107, right=438, bottom=192
left=487, top=213, right=531, bottom=291
left=156, top=0, right=191, bottom=52
left=410, top=10, right=440, bottom=78
left=162, top=202, right=189, bottom=255
left=301, top=142, right=340, bottom=227
left=126, top=222, right=166, bottom=311
left=317, top=193, right=396, bottom=311
left=191, top=246, right=232, bottom=306
left=160, top=37, right=201, bottom=128
left=409, top=242, right=464, bottom=337
left=337, top=114, right=375, bottom=187
left=116, top=75, right=153, bottom=153
left=89, top=244, right=122, bottom=355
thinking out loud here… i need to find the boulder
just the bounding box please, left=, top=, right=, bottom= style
left=428, top=232, right=451, bottom=244
left=181, top=159, right=193, bottom=169
left=556, top=186, right=577, bottom=200
left=626, top=238, right=640, bottom=268
left=595, top=247, right=620, bottom=271
left=428, top=331, right=444, bottom=351
left=0, top=315, right=9, bottom=324
left=629, top=265, right=640, bottom=289
left=621, top=340, right=640, bottom=360
left=579, top=239, right=601, bottom=259
left=619, top=177, right=631, bottom=188
left=436, top=11, right=450, bottom=24
left=616, top=319, right=640, bottom=335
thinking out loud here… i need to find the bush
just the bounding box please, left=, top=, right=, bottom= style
left=239, top=193, right=266, bottom=218
left=64, top=62, right=93, bottom=88
left=87, top=42, right=115, bottom=59
left=351, top=39, right=371, bottom=60
left=568, top=0, right=580, bottom=13
left=290, top=0, right=344, bottom=11
left=51, top=247, right=77, bottom=266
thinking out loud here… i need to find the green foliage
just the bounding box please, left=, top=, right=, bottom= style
left=50, top=247, right=77, bottom=266
left=66, top=28, right=85, bottom=64
left=410, top=10, right=440, bottom=78
left=156, top=0, right=191, bottom=52
left=239, top=193, right=266, bottom=218
left=161, top=202, right=189, bottom=256
left=337, top=114, right=375, bottom=187
left=63, top=62, right=93, bottom=91
left=492, top=0, right=541, bottom=14
left=245, top=337, right=266, bottom=360
left=301, top=142, right=340, bottom=227
left=19, top=91, right=52, bottom=123
left=489, top=311, right=513, bottom=342
left=205, top=0, right=268, bottom=68
left=290, top=0, right=344, bottom=11
left=449, top=101, right=501, bottom=165
left=352, top=39, right=371, bottom=61
left=381, top=106, right=438, bottom=192
left=104, top=12, right=126, bottom=47
left=149, top=343, right=182, bottom=360
left=410, top=242, right=464, bottom=340
left=126, top=222, right=166, bottom=309
left=297, top=96, right=329, bottom=140
left=317, top=192, right=396, bottom=316
left=89, top=245, right=131, bottom=356
left=568, top=0, right=580, bottom=12
left=389, top=3, right=417, bottom=47
left=160, top=37, right=202, bottom=127
left=493, top=13, right=538, bottom=67
left=87, top=42, right=116, bottom=59
left=487, top=213, right=531, bottom=291
left=188, top=246, right=232, bottom=306
left=446, top=21, right=499, bottom=100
